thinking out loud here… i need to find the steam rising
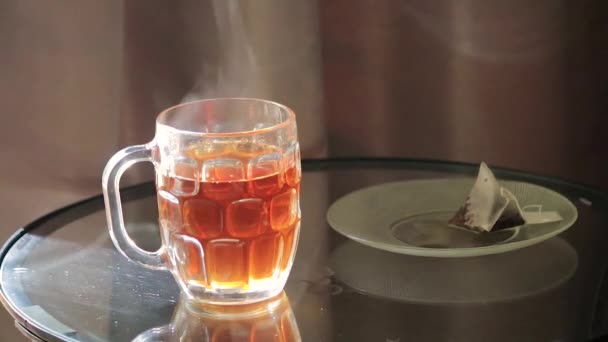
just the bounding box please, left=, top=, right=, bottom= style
left=182, top=0, right=262, bottom=103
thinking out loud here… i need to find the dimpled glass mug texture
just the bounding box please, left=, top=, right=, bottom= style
left=103, top=98, right=301, bottom=304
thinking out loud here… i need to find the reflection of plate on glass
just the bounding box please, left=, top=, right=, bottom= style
left=327, top=179, right=578, bottom=257
left=330, top=238, right=578, bottom=304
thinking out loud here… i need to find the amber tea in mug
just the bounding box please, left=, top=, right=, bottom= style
left=103, top=98, right=301, bottom=304
left=158, top=143, right=300, bottom=290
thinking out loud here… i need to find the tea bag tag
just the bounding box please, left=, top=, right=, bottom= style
left=520, top=204, right=563, bottom=225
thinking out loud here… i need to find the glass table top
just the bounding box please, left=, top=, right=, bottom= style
left=2, top=159, right=608, bottom=342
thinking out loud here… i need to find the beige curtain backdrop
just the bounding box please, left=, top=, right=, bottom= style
left=322, top=0, right=608, bottom=188
left=0, top=3, right=121, bottom=340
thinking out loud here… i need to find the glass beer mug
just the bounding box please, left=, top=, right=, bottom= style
left=102, top=98, right=301, bottom=304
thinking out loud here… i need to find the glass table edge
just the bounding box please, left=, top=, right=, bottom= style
left=0, top=183, right=155, bottom=342
left=304, top=158, right=608, bottom=201
left=0, top=157, right=606, bottom=342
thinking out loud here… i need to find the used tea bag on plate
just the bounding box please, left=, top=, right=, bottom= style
left=449, top=162, right=563, bottom=232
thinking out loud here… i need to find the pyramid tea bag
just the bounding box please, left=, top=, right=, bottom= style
left=449, top=162, right=563, bottom=232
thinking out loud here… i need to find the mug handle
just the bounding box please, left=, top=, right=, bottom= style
left=102, top=143, right=166, bottom=270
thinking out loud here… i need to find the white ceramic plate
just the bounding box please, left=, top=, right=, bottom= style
left=327, top=179, right=578, bottom=257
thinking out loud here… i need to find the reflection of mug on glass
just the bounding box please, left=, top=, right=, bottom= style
left=103, top=98, right=301, bottom=304
left=132, top=292, right=301, bottom=342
